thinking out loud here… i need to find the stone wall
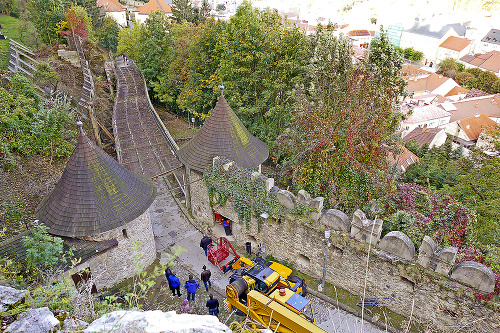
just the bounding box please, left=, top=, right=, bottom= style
left=189, top=168, right=500, bottom=332
left=68, top=210, right=156, bottom=290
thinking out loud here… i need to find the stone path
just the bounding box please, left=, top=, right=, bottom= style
left=149, top=179, right=383, bottom=333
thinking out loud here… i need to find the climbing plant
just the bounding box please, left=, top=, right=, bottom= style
left=204, top=158, right=313, bottom=230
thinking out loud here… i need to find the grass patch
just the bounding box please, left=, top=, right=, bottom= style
left=292, top=271, right=422, bottom=332
left=0, top=15, right=38, bottom=69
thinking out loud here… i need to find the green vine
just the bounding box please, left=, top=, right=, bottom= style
left=204, top=159, right=315, bottom=230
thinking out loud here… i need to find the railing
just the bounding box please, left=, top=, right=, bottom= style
left=8, top=39, right=37, bottom=77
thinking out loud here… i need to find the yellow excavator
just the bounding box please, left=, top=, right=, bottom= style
left=225, top=280, right=327, bottom=333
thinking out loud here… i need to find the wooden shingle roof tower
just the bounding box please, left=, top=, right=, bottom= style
left=35, top=122, right=156, bottom=238
left=178, top=88, right=269, bottom=172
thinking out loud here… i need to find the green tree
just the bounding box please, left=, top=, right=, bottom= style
left=444, top=156, right=500, bottom=245
left=215, top=1, right=309, bottom=146
left=277, top=31, right=406, bottom=212
left=28, top=0, right=65, bottom=44
left=177, top=18, right=226, bottom=115
left=95, top=16, right=120, bottom=52
left=455, top=71, right=477, bottom=88
left=117, top=11, right=173, bottom=83
left=437, top=57, right=459, bottom=78
left=64, top=4, right=92, bottom=37
left=151, top=21, right=201, bottom=108
left=171, top=0, right=195, bottom=23
left=22, top=223, right=73, bottom=271
left=477, top=70, right=499, bottom=92
left=34, top=62, right=61, bottom=92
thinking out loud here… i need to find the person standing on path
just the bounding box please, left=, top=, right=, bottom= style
left=222, top=218, right=232, bottom=236
left=184, top=274, right=200, bottom=301
left=206, top=294, right=219, bottom=317
left=165, top=268, right=172, bottom=289
left=201, top=265, right=212, bottom=292
left=200, top=235, right=212, bottom=256
left=180, top=299, right=191, bottom=313
left=168, top=272, right=181, bottom=297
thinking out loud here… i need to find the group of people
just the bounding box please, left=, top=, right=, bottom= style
left=165, top=243, right=220, bottom=317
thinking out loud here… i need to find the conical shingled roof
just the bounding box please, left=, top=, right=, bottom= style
left=178, top=94, right=269, bottom=172
left=35, top=127, right=156, bottom=238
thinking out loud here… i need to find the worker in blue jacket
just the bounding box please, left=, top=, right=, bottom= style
left=168, top=272, right=181, bottom=297
left=184, top=274, right=200, bottom=301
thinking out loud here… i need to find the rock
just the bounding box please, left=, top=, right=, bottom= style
left=60, top=316, right=88, bottom=332
left=0, top=286, right=28, bottom=312
left=222, top=161, right=234, bottom=171
left=308, top=197, right=324, bottom=221
left=276, top=190, right=296, bottom=209
left=417, top=236, right=457, bottom=275
left=251, top=171, right=261, bottom=181
left=378, top=231, right=415, bottom=261
left=265, top=178, right=274, bottom=192
left=296, top=189, right=311, bottom=204
left=57, top=50, right=80, bottom=67
left=450, top=261, right=496, bottom=294
left=84, top=310, right=231, bottom=333
left=319, top=209, right=351, bottom=232
left=5, top=307, right=60, bottom=333
left=350, top=209, right=383, bottom=245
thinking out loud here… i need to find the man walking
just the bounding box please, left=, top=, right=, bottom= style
left=168, top=272, right=181, bottom=297
left=200, top=235, right=212, bottom=256
left=201, top=265, right=212, bottom=292
left=206, top=294, right=219, bottom=317
left=184, top=274, right=200, bottom=301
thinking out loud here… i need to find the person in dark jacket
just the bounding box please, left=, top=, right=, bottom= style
left=206, top=294, right=219, bottom=317
left=222, top=218, right=232, bottom=236
left=200, top=235, right=212, bottom=256
left=165, top=267, right=173, bottom=289
left=168, top=272, right=181, bottom=297
left=201, top=265, right=212, bottom=292
left=184, top=274, right=200, bottom=301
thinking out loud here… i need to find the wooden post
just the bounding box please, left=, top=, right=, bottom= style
left=87, top=105, right=102, bottom=148
left=184, top=166, right=191, bottom=210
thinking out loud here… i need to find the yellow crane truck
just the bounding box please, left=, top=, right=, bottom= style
left=226, top=282, right=327, bottom=333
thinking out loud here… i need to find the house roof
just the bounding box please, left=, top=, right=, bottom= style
left=403, top=127, right=443, bottom=146
left=407, top=73, right=458, bottom=96
left=460, top=51, right=500, bottom=73
left=402, top=63, right=431, bottom=77
left=439, top=36, right=470, bottom=52
left=465, top=88, right=490, bottom=99
left=443, top=94, right=500, bottom=122
left=445, top=85, right=469, bottom=97
left=0, top=229, right=118, bottom=266
left=178, top=93, right=269, bottom=172
left=135, top=0, right=172, bottom=15
left=347, top=30, right=371, bottom=37
left=481, top=29, right=500, bottom=45
left=385, top=145, right=420, bottom=172
left=96, top=0, right=125, bottom=12
left=404, top=105, right=451, bottom=124
left=406, top=22, right=466, bottom=39
left=458, top=113, right=498, bottom=141
left=35, top=126, right=157, bottom=238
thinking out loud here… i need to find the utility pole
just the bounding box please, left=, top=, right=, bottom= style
left=318, top=230, right=330, bottom=292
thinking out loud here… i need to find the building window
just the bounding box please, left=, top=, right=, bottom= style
left=406, top=159, right=411, bottom=165
left=401, top=165, right=406, bottom=172
left=122, top=229, right=128, bottom=239
left=410, top=156, right=415, bottom=163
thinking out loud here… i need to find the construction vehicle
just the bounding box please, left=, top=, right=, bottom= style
left=225, top=283, right=327, bottom=333
left=228, top=254, right=308, bottom=297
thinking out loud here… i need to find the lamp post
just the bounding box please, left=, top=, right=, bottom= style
left=318, top=230, right=330, bottom=292
left=260, top=212, right=269, bottom=257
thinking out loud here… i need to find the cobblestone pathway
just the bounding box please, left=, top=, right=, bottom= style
left=149, top=179, right=383, bottom=333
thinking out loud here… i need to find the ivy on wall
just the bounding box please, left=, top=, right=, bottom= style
left=203, top=159, right=313, bottom=230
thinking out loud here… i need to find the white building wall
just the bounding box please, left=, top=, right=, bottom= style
left=107, top=11, right=127, bottom=27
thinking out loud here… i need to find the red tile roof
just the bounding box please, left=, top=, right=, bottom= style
left=135, top=0, right=172, bottom=15
left=460, top=51, right=500, bottom=73
left=403, top=127, right=443, bottom=146
left=97, top=0, right=125, bottom=12
left=444, top=94, right=500, bottom=122
left=386, top=145, right=420, bottom=172
left=439, top=36, right=471, bottom=52
left=458, top=113, right=497, bottom=141
left=445, top=86, right=469, bottom=97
